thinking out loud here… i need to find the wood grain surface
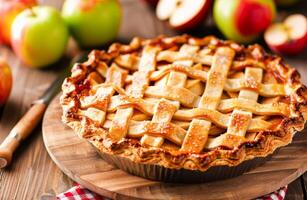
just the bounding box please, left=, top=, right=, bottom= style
left=0, top=0, right=306, bottom=199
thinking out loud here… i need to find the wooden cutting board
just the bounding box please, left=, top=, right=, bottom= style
left=42, top=95, right=307, bottom=200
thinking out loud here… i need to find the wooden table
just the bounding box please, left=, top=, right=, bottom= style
left=0, top=0, right=306, bottom=199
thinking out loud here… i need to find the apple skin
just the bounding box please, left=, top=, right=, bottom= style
left=62, top=0, right=121, bottom=48
left=11, top=6, right=69, bottom=68
left=0, top=0, right=37, bottom=46
left=0, top=59, right=13, bottom=106
left=267, top=33, right=307, bottom=55
left=213, top=0, right=276, bottom=43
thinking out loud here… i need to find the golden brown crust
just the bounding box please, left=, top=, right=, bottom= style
left=61, top=35, right=307, bottom=171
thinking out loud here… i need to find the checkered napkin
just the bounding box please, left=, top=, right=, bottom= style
left=57, top=184, right=288, bottom=200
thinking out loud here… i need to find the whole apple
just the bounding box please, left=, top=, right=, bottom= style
left=62, top=0, right=121, bottom=48
left=11, top=6, right=69, bottom=68
left=0, top=0, right=37, bottom=46
left=0, top=59, right=13, bottom=106
left=214, top=0, right=276, bottom=43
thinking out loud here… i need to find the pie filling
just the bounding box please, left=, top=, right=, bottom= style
left=61, top=35, right=307, bottom=171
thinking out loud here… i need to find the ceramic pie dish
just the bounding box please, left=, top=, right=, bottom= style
left=60, top=35, right=307, bottom=183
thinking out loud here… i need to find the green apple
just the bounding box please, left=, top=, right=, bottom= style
left=11, top=6, right=69, bottom=68
left=214, top=0, right=276, bottom=43
left=62, top=0, right=121, bottom=48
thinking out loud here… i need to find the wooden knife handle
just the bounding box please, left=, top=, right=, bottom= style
left=0, top=102, right=47, bottom=168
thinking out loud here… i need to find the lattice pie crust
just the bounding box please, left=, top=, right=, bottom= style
left=61, top=35, right=307, bottom=171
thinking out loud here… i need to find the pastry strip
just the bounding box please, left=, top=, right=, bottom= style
left=108, top=46, right=159, bottom=141
left=108, top=95, right=289, bottom=116
left=140, top=45, right=197, bottom=147
left=157, top=50, right=265, bottom=69
left=140, top=99, right=179, bottom=147
left=181, top=47, right=235, bottom=153
left=209, top=68, right=263, bottom=149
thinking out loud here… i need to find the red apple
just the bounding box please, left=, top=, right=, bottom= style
left=156, top=0, right=212, bottom=30
left=265, top=14, right=307, bottom=55
left=0, top=0, right=36, bottom=46
left=214, top=0, right=276, bottom=43
left=0, top=59, right=12, bottom=106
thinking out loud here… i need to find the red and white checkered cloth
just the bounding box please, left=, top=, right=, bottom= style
left=57, top=184, right=288, bottom=200
left=57, top=184, right=107, bottom=200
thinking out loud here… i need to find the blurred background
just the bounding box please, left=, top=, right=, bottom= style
left=0, top=0, right=306, bottom=199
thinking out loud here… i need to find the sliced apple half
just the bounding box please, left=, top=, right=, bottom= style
left=264, top=14, right=307, bottom=55
left=156, top=0, right=211, bottom=30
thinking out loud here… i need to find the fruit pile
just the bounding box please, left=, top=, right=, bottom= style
left=0, top=0, right=121, bottom=106
left=152, top=0, right=307, bottom=55
left=0, top=0, right=121, bottom=68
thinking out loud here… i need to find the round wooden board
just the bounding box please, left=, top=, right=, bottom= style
left=42, top=95, right=307, bottom=200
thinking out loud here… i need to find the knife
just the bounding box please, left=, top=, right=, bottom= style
left=0, top=53, right=87, bottom=168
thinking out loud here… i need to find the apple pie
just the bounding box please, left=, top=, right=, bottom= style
left=61, top=35, right=307, bottom=181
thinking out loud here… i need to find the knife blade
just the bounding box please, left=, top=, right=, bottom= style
left=0, top=53, right=88, bottom=168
